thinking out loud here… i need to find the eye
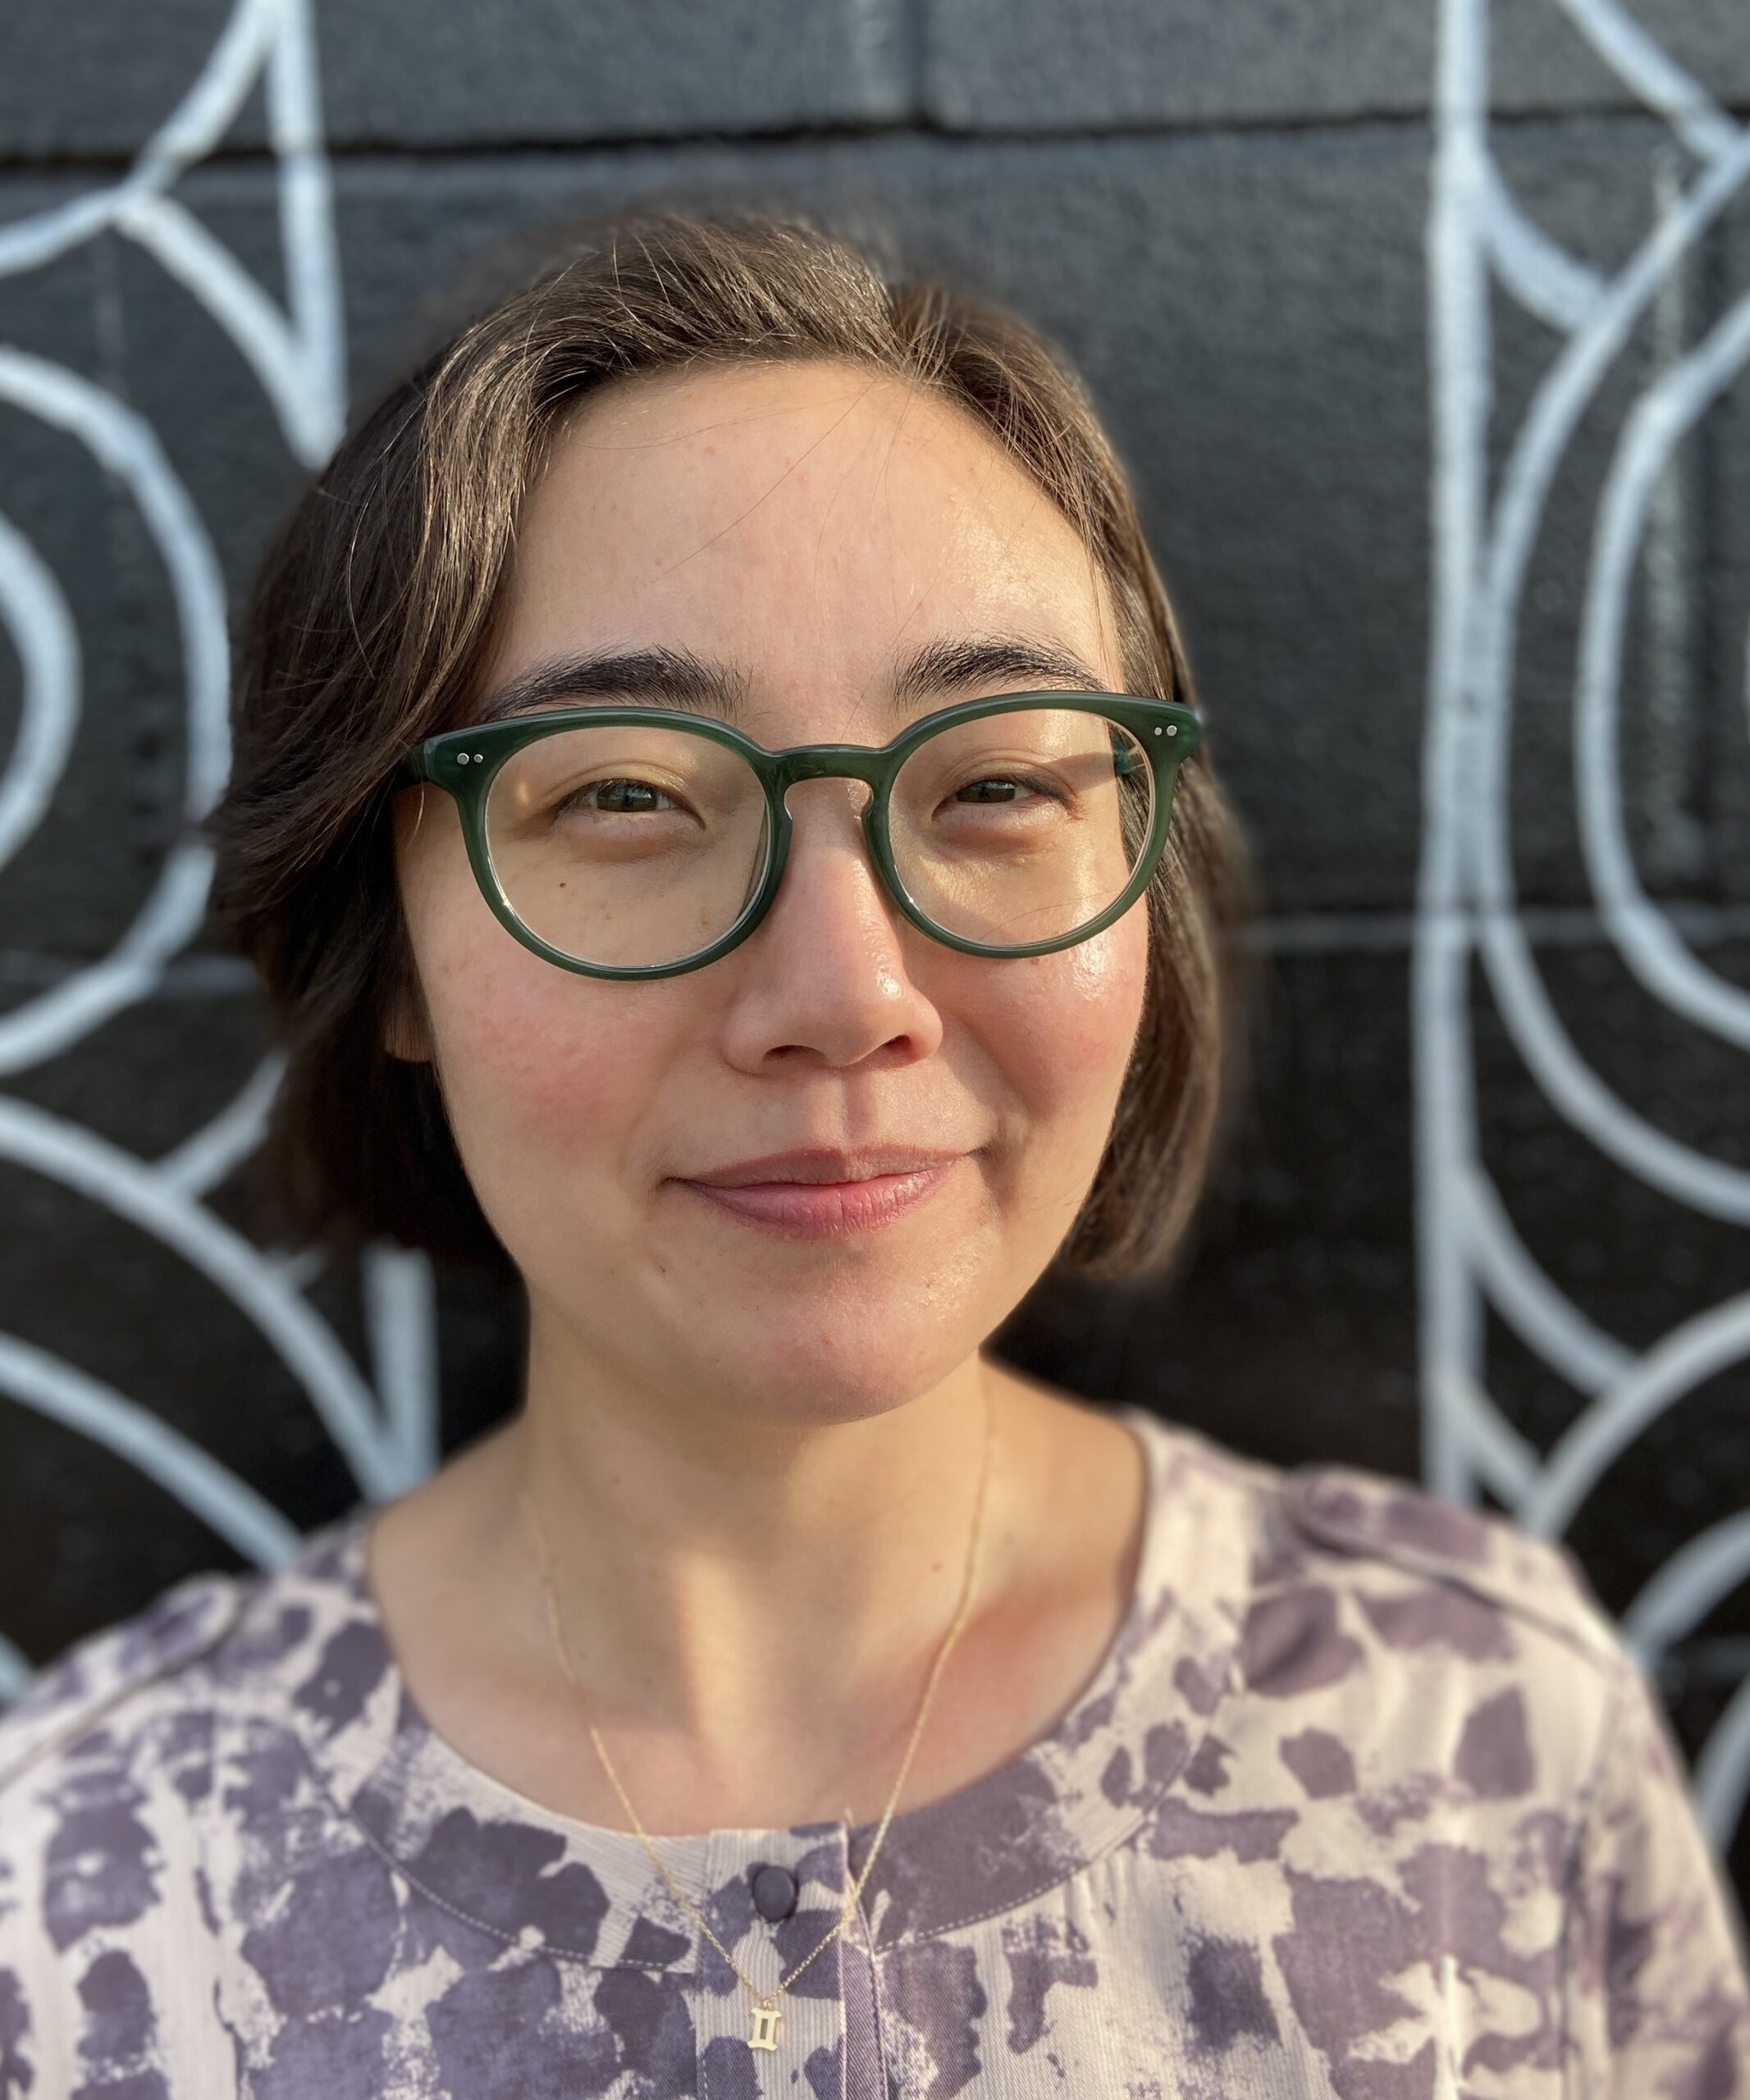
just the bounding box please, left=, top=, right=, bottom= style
left=569, top=778, right=679, bottom=815
left=955, top=777, right=1030, bottom=804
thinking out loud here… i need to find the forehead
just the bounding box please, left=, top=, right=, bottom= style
left=477, top=359, right=1118, bottom=723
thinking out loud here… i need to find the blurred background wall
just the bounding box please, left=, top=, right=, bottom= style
left=2, top=0, right=1749, bottom=1901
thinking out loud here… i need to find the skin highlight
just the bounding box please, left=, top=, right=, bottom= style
left=367, top=359, right=1154, bottom=1834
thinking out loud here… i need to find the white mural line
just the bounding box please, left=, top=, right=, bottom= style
left=0, top=0, right=423, bottom=1721
left=1467, top=129, right=1750, bottom=1221
left=267, top=0, right=346, bottom=452
left=0, top=0, right=278, bottom=276
left=0, top=0, right=343, bottom=461
left=0, top=352, right=231, bottom=816
left=1458, top=1167, right=1634, bottom=1395
left=1575, top=276, right=1750, bottom=1049
left=0, top=1097, right=404, bottom=1501
left=0, top=1636, right=30, bottom=1704
left=1638, top=147, right=1707, bottom=891
left=117, top=195, right=341, bottom=468
left=1480, top=163, right=1604, bottom=333
left=0, top=1331, right=299, bottom=1569
left=1472, top=131, right=1750, bottom=810
left=1693, top=1671, right=1750, bottom=1852
left=263, top=1244, right=327, bottom=1291
left=0, top=352, right=228, bottom=1075
left=1428, top=1362, right=1541, bottom=1504
left=0, top=844, right=217, bottom=1079
left=1419, top=0, right=1500, bottom=1504
left=1427, top=0, right=1750, bottom=1844
left=363, top=1244, right=441, bottom=1488
left=0, top=509, right=79, bottom=874
left=1547, top=0, right=1740, bottom=162
left=158, top=1052, right=288, bottom=1198
left=1624, top=1511, right=1750, bottom=1672
left=1476, top=924, right=1750, bottom=1221
left=1520, top=1294, right=1750, bottom=1540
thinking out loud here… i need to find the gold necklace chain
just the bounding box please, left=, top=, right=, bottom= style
left=517, top=1381, right=994, bottom=2053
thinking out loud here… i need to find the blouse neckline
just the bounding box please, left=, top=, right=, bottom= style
left=267, top=1402, right=1262, bottom=1959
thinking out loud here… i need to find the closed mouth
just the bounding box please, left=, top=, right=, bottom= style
left=674, top=1148, right=966, bottom=1236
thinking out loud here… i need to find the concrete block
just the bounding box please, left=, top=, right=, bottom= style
left=0, top=0, right=909, bottom=160
left=925, top=0, right=1432, bottom=130
left=0, top=0, right=234, bottom=161
left=923, top=0, right=1750, bottom=132
left=1490, top=0, right=1750, bottom=120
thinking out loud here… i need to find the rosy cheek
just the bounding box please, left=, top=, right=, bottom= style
left=417, top=914, right=665, bottom=1163
left=980, top=914, right=1149, bottom=1107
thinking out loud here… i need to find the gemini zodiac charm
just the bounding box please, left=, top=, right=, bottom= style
left=749, top=1998, right=783, bottom=2051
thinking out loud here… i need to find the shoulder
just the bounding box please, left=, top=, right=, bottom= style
left=0, top=1569, right=251, bottom=1803
left=1128, top=1408, right=1617, bottom=1664
left=1123, top=1409, right=1632, bottom=1787
left=0, top=1508, right=369, bottom=1821
left=1273, top=1451, right=1622, bottom=1672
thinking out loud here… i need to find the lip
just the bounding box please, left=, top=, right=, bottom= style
left=674, top=1148, right=966, bottom=1237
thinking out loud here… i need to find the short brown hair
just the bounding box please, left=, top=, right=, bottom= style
left=209, top=212, right=1251, bottom=1280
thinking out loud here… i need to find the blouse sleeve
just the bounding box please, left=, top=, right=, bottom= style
left=1560, top=1650, right=1750, bottom=2094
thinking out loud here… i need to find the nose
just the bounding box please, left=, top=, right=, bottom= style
left=715, top=779, right=944, bottom=1073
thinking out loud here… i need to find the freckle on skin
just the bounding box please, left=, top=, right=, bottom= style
left=398, top=359, right=1145, bottom=1430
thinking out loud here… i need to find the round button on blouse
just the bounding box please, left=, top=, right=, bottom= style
left=750, top=1863, right=799, bottom=1923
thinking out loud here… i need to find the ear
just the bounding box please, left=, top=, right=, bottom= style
left=382, top=979, right=434, bottom=1064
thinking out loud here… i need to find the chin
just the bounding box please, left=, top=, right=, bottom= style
left=693, top=1247, right=1027, bottom=1420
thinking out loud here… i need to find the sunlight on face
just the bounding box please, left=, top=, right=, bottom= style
left=392, top=359, right=1150, bottom=1427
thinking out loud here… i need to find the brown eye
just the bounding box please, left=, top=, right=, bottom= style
left=575, top=778, right=676, bottom=815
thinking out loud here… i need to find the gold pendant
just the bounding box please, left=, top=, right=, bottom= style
left=749, top=1999, right=783, bottom=2051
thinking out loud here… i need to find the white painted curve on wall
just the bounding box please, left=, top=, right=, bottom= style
left=1425, top=0, right=1750, bottom=1851
left=0, top=509, right=79, bottom=874
left=0, top=0, right=439, bottom=1696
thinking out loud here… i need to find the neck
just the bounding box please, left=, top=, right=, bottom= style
left=365, top=1302, right=1149, bottom=1837
left=482, top=1310, right=1005, bottom=1782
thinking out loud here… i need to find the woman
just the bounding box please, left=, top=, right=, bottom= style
left=1, top=214, right=1744, bottom=2098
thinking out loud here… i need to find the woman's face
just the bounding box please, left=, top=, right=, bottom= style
left=392, top=358, right=1150, bottom=1427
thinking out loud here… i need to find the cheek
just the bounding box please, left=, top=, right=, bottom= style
left=412, top=901, right=674, bottom=1190
left=973, top=906, right=1149, bottom=1130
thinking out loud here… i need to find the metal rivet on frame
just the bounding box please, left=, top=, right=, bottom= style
left=457, top=752, right=470, bottom=765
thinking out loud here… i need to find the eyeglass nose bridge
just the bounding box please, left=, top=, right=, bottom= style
left=759, top=745, right=905, bottom=924
left=765, top=746, right=898, bottom=879
left=770, top=743, right=893, bottom=791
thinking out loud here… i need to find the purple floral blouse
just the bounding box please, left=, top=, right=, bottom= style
left=2, top=1405, right=1747, bottom=2098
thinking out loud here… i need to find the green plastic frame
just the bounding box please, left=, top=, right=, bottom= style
left=395, top=690, right=1203, bottom=979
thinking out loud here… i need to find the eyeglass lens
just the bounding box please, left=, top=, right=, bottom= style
left=482, top=709, right=1156, bottom=970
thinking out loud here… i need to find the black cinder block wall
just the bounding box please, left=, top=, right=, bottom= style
left=2, top=0, right=1748, bottom=1895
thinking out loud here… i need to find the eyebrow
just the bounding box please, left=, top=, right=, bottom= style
left=468, top=646, right=748, bottom=725
left=468, top=633, right=1110, bottom=728
left=890, top=636, right=1108, bottom=708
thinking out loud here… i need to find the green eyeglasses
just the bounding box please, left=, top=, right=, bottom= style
left=394, top=690, right=1200, bottom=980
